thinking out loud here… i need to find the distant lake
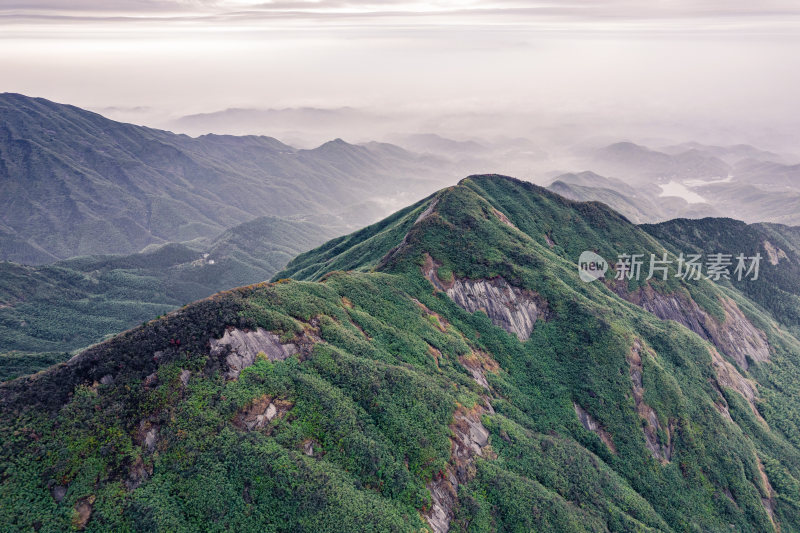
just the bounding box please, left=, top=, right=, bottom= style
left=658, top=180, right=707, bottom=204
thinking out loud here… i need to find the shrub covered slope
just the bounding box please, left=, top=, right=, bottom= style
left=0, top=216, right=339, bottom=380
left=3, top=175, right=800, bottom=532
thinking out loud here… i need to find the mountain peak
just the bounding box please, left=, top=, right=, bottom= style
left=276, top=173, right=632, bottom=282
left=0, top=96, right=443, bottom=263
left=4, top=171, right=800, bottom=531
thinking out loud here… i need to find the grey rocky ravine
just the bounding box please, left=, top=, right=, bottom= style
left=617, top=284, right=770, bottom=370
left=425, top=401, right=494, bottom=533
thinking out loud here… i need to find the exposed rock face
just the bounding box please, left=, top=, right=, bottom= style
left=135, top=420, right=160, bottom=455
left=715, top=298, right=771, bottom=368
left=72, top=495, right=95, bottom=530
left=458, top=350, right=500, bottom=390
left=144, top=427, right=158, bottom=453
left=422, top=254, right=549, bottom=341
left=757, top=456, right=779, bottom=530
left=233, top=394, right=292, bottom=432
left=425, top=402, right=494, bottom=533
left=125, top=455, right=152, bottom=491
left=421, top=254, right=454, bottom=292
left=210, top=328, right=299, bottom=380
left=143, top=372, right=158, bottom=389
left=51, top=485, right=67, bottom=503
left=709, top=346, right=766, bottom=425
left=491, top=207, right=516, bottom=229
left=628, top=340, right=672, bottom=462
left=447, top=278, right=547, bottom=341
left=573, top=402, right=617, bottom=454
left=763, top=240, right=788, bottom=266
left=620, top=285, right=769, bottom=370
left=416, top=197, right=440, bottom=225
left=302, top=439, right=316, bottom=457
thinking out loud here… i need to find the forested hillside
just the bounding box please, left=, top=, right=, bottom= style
left=0, top=217, right=340, bottom=380
left=3, top=175, right=800, bottom=531
left=643, top=218, right=800, bottom=336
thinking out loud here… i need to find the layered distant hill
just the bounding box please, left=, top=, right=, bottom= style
left=0, top=93, right=447, bottom=264
left=551, top=141, right=800, bottom=225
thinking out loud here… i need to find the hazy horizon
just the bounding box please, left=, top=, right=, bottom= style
left=3, top=1, right=800, bottom=153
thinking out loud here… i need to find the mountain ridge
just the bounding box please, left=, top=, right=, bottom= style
left=5, top=175, right=800, bottom=531
left=0, top=93, right=445, bottom=263
left=0, top=215, right=342, bottom=380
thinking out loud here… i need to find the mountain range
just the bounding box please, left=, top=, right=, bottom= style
left=0, top=93, right=447, bottom=264
left=4, top=175, right=800, bottom=531
left=552, top=141, right=800, bottom=225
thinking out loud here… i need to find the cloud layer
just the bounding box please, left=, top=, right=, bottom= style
left=4, top=0, right=800, bottom=29
left=2, top=1, right=799, bottom=153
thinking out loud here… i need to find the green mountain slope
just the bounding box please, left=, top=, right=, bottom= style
left=642, top=218, right=800, bottom=336
left=4, top=175, right=800, bottom=531
left=0, top=217, right=340, bottom=380
left=0, top=93, right=444, bottom=263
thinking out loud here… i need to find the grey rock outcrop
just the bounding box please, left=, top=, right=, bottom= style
left=422, top=254, right=548, bottom=341
left=425, top=402, right=494, bottom=533
left=763, top=240, right=788, bottom=266
left=574, top=402, right=617, bottom=453
left=144, top=427, right=158, bottom=453
left=628, top=340, right=672, bottom=462
left=619, top=285, right=769, bottom=369
left=458, top=350, right=500, bottom=390
left=233, top=395, right=292, bottom=432
left=210, top=328, right=298, bottom=380
left=446, top=278, right=547, bottom=341
left=709, top=346, right=766, bottom=425
left=51, top=485, right=67, bottom=503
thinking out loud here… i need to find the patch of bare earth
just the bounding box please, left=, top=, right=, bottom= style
left=573, top=402, right=617, bottom=454
left=628, top=340, right=673, bottom=462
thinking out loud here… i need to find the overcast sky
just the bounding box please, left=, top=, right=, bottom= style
left=2, top=1, right=799, bottom=147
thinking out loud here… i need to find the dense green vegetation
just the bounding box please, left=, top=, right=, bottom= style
left=643, top=218, right=800, bottom=336
left=0, top=217, right=339, bottom=380
left=4, top=175, right=800, bottom=531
